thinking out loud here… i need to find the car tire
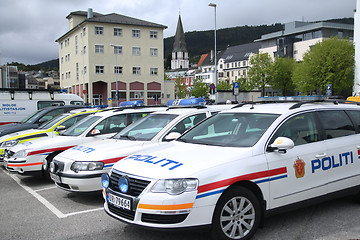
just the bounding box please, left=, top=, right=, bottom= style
left=211, top=186, right=261, bottom=240
left=42, top=152, right=59, bottom=179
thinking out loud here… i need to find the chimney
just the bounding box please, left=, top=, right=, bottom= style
left=87, top=8, right=93, bottom=18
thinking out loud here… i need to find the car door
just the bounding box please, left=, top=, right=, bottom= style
left=265, top=112, right=328, bottom=209
left=317, top=110, right=360, bottom=193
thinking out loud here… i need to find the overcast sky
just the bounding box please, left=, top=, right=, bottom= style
left=0, top=0, right=356, bottom=65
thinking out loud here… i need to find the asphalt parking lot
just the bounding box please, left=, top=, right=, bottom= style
left=1, top=164, right=360, bottom=240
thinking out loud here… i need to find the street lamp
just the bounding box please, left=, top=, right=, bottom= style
left=208, top=2, right=217, bottom=103
left=110, top=43, right=119, bottom=106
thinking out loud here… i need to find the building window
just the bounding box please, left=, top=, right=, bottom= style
left=132, top=29, right=140, bottom=38
left=75, top=35, right=78, bottom=55
left=243, top=69, right=247, bottom=76
left=61, top=74, right=64, bottom=80
left=114, top=66, right=123, bottom=74
left=133, top=67, right=141, bottom=75
left=95, top=45, right=104, bottom=54
left=76, top=63, right=79, bottom=81
left=61, top=42, right=63, bottom=49
left=83, top=27, right=86, bottom=36
left=113, top=46, right=122, bottom=54
left=132, top=47, right=141, bottom=56
left=95, top=26, right=103, bottom=35
left=150, top=30, right=158, bottom=39
left=114, top=27, right=122, bottom=36
left=61, top=57, right=63, bottom=63
left=83, top=46, right=86, bottom=55
left=84, top=66, right=87, bottom=75
left=96, top=65, right=104, bottom=74
left=150, top=67, right=158, bottom=75
left=150, top=48, right=158, bottom=56
left=130, top=91, right=144, bottom=99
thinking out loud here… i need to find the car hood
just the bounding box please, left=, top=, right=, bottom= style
left=56, top=138, right=150, bottom=162
left=0, top=128, right=44, bottom=142
left=0, top=123, right=37, bottom=137
left=112, top=141, right=253, bottom=179
left=9, top=135, right=80, bottom=152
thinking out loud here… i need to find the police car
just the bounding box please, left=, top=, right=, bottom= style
left=3, top=102, right=165, bottom=177
left=49, top=98, right=234, bottom=192
left=0, top=108, right=98, bottom=158
left=101, top=100, right=360, bottom=240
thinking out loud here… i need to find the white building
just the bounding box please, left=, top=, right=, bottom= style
left=56, top=9, right=167, bottom=106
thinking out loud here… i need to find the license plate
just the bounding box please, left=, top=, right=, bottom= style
left=107, top=193, right=131, bottom=210
left=50, top=173, right=61, bottom=183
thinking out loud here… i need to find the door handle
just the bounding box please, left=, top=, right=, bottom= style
left=315, top=153, right=327, bottom=158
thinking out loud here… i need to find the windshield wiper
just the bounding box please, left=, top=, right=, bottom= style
left=119, top=135, right=136, bottom=141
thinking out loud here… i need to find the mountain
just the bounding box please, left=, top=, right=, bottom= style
left=16, top=17, right=354, bottom=70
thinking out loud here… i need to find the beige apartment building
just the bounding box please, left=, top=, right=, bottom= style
left=56, top=9, right=167, bottom=106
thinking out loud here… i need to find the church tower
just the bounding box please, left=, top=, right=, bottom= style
left=171, top=15, right=189, bottom=70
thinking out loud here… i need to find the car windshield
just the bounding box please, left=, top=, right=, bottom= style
left=62, top=115, right=101, bottom=136
left=20, top=109, right=46, bottom=124
left=37, top=114, right=69, bottom=130
left=113, top=114, right=178, bottom=141
left=178, top=113, right=280, bottom=147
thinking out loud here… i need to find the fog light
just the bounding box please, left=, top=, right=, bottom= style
left=101, top=173, right=109, bottom=189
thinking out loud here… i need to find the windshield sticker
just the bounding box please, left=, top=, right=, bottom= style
left=126, top=154, right=183, bottom=170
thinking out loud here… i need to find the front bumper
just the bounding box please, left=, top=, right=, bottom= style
left=103, top=187, right=214, bottom=228
left=52, top=171, right=103, bottom=192
left=3, top=156, right=43, bottom=174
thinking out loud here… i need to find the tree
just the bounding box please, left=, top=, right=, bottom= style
left=216, top=80, right=232, bottom=91
left=292, top=37, right=354, bottom=97
left=236, top=78, right=253, bottom=91
left=174, top=76, right=187, bottom=99
left=247, top=53, right=273, bottom=96
left=189, top=77, right=208, bottom=98
left=269, top=57, right=296, bottom=96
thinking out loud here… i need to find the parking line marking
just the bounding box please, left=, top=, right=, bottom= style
left=2, top=167, right=104, bottom=219
left=64, top=207, right=103, bottom=217
left=35, top=186, right=58, bottom=192
left=8, top=173, right=67, bottom=218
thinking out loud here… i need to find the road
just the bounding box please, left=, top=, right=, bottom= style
left=1, top=164, right=360, bottom=240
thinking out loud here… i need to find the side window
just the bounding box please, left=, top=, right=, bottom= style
left=37, top=101, right=65, bottom=109
left=60, top=114, right=89, bottom=129
left=93, top=115, right=127, bottom=134
left=271, top=112, right=319, bottom=146
left=317, top=110, right=355, bottom=139
left=171, top=113, right=206, bottom=134
left=128, top=112, right=150, bottom=124
left=38, top=109, right=65, bottom=123
left=346, top=110, right=360, bottom=132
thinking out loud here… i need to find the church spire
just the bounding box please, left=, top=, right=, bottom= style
left=173, top=14, right=187, bottom=52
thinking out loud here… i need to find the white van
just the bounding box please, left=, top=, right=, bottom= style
left=0, top=88, right=84, bottom=125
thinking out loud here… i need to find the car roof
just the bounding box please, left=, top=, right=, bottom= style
left=222, top=101, right=360, bottom=115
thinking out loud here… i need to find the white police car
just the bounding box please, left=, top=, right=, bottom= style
left=101, top=101, right=360, bottom=240
left=49, top=98, right=234, bottom=192
left=3, top=102, right=165, bottom=177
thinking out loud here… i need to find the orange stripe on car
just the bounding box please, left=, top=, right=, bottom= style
left=7, top=162, right=43, bottom=167
left=138, top=202, right=194, bottom=210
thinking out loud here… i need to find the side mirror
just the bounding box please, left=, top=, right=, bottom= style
left=164, top=132, right=181, bottom=141
left=90, top=129, right=101, bottom=136
left=268, top=137, right=294, bottom=153
left=55, top=125, right=66, bottom=132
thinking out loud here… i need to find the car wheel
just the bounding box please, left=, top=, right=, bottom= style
left=42, top=152, right=59, bottom=179
left=211, top=186, right=261, bottom=240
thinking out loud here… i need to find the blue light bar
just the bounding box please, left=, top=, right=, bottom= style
left=167, top=98, right=206, bottom=106
left=119, top=100, right=145, bottom=107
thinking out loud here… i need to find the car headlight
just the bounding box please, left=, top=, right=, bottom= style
left=70, top=161, right=104, bottom=172
left=1, top=140, right=19, bottom=148
left=151, top=178, right=198, bottom=195
left=13, top=149, right=30, bottom=158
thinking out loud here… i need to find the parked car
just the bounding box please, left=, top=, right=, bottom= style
left=101, top=100, right=360, bottom=240
left=49, top=98, right=234, bottom=192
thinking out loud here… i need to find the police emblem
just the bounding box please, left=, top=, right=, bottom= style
left=293, top=158, right=305, bottom=178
